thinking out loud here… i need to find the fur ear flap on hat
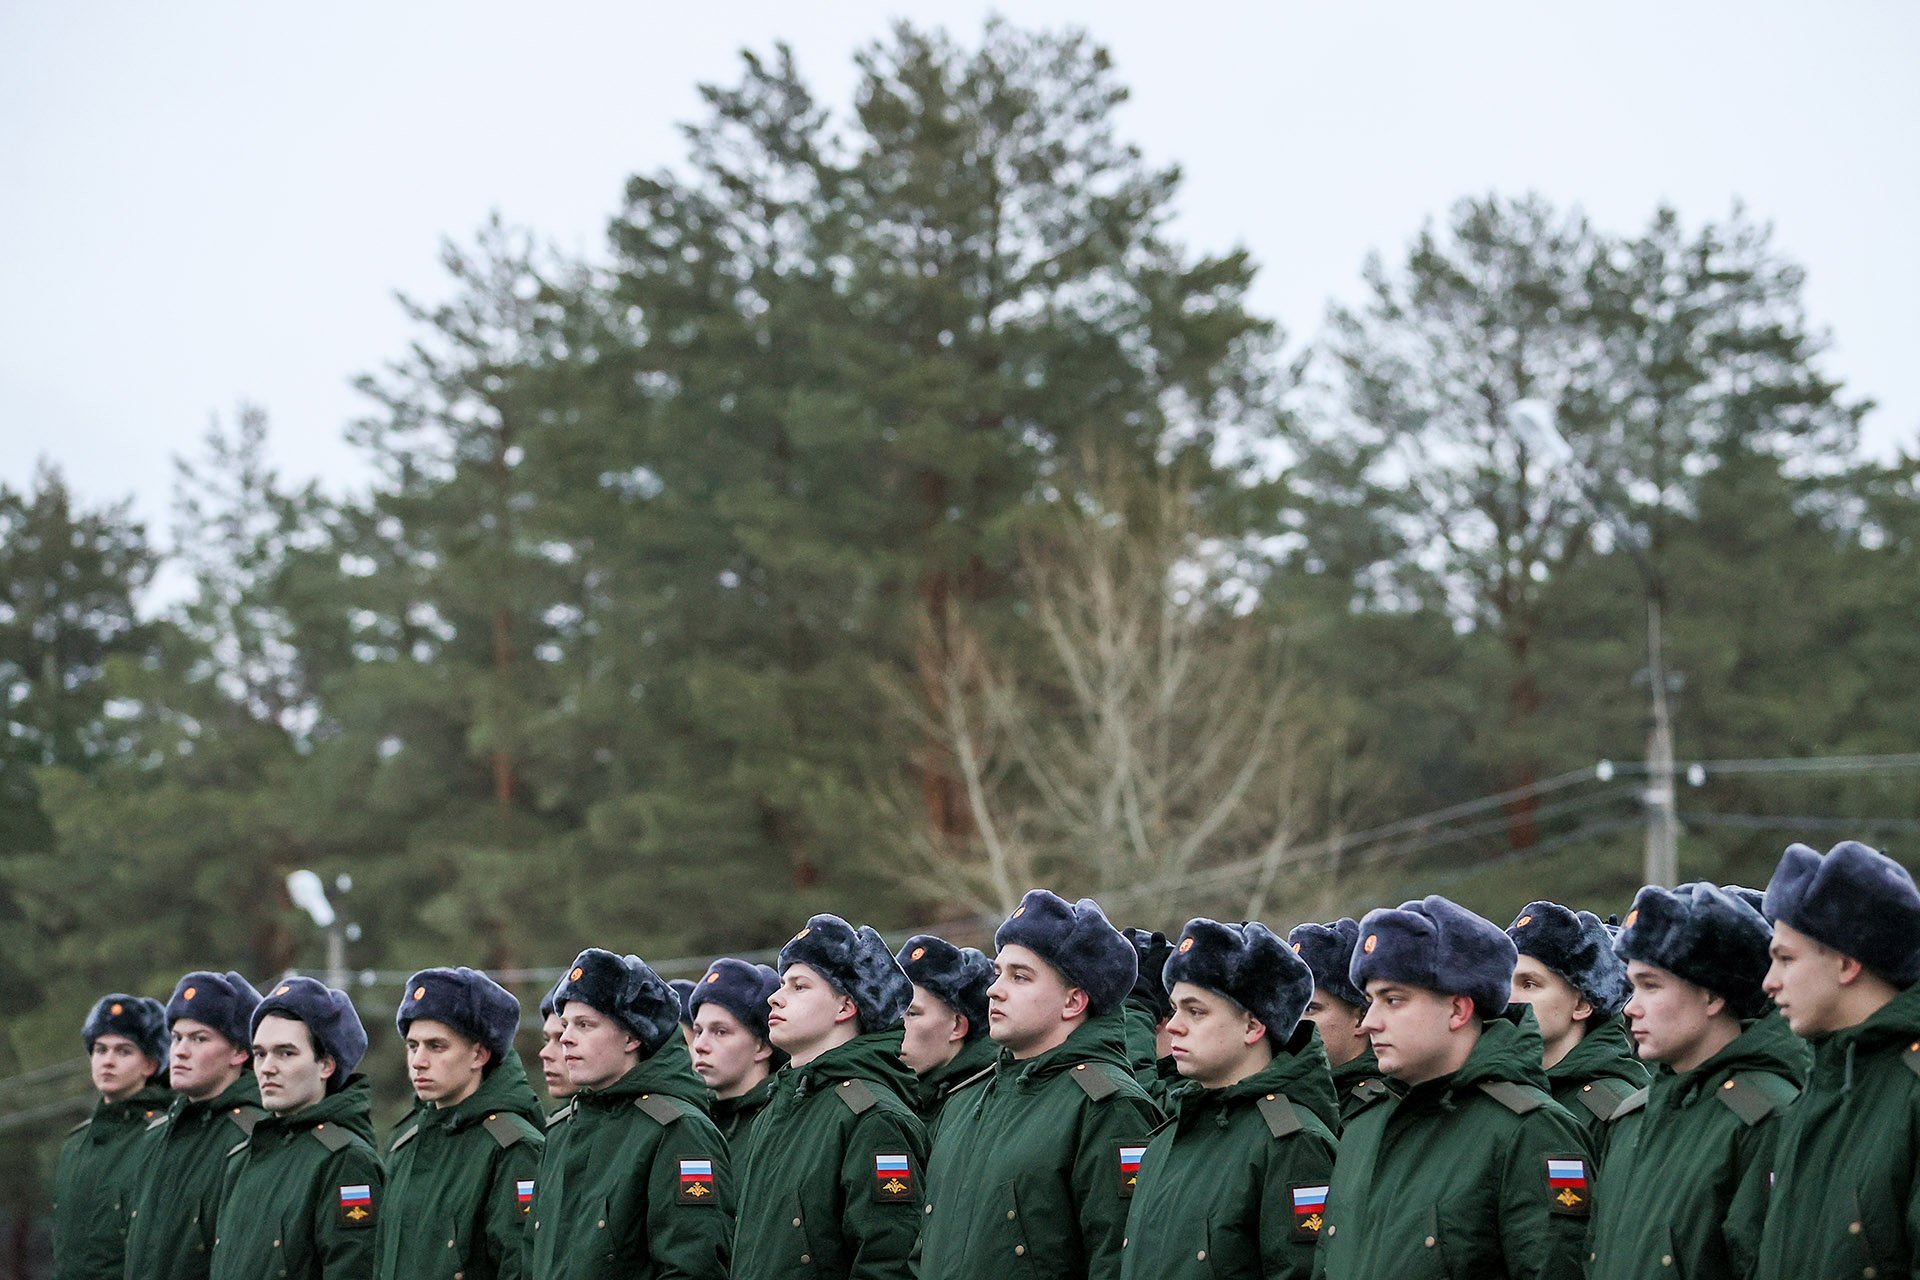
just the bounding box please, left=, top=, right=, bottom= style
left=167, top=971, right=262, bottom=1051
left=689, top=958, right=782, bottom=1045
left=1123, top=929, right=1176, bottom=1023
left=1164, top=919, right=1314, bottom=1042
left=1352, top=896, right=1517, bottom=1019
left=395, top=967, right=523, bottom=1064
left=994, top=890, right=1138, bottom=1016
left=779, top=915, right=914, bottom=1032
left=895, top=936, right=993, bottom=1041
left=83, top=994, right=168, bottom=1068
left=551, top=948, right=682, bottom=1057
left=1286, top=919, right=1368, bottom=1010
left=1507, top=901, right=1631, bottom=1020
left=252, top=976, right=370, bottom=1089
left=1764, top=841, right=1920, bottom=986
left=1614, top=882, right=1774, bottom=1019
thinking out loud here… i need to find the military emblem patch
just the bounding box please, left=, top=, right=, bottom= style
left=516, top=1179, right=535, bottom=1215
left=874, top=1153, right=914, bottom=1202
left=1290, top=1184, right=1329, bottom=1241
left=338, top=1183, right=376, bottom=1228
left=1546, top=1157, right=1589, bottom=1216
left=1117, top=1142, right=1146, bottom=1198
left=677, top=1158, right=717, bottom=1205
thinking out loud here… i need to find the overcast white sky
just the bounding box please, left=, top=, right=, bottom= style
left=4, top=2, right=1916, bottom=558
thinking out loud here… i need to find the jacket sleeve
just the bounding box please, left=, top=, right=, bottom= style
left=482, top=1128, right=544, bottom=1280
left=1260, top=1128, right=1337, bottom=1280
left=838, top=1107, right=929, bottom=1280
left=1494, top=1108, right=1595, bottom=1280
left=311, top=1144, right=383, bottom=1280
left=1721, top=1108, right=1786, bottom=1278
left=1068, top=1086, right=1161, bottom=1280
left=643, top=1119, right=735, bottom=1280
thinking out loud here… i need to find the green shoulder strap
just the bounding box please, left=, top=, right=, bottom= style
left=1069, top=1064, right=1120, bottom=1102
left=388, top=1123, right=421, bottom=1154
left=835, top=1079, right=879, bottom=1115
left=1575, top=1076, right=1640, bottom=1123
left=635, top=1094, right=684, bottom=1127
left=310, top=1122, right=352, bottom=1152
left=1256, top=1092, right=1304, bottom=1139
left=1478, top=1081, right=1546, bottom=1115
left=483, top=1114, right=527, bottom=1148
left=1715, top=1072, right=1800, bottom=1127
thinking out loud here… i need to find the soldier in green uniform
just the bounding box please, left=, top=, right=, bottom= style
left=122, top=971, right=265, bottom=1280
left=1289, top=918, right=1392, bottom=1130
left=527, top=947, right=734, bottom=1280
left=1119, top=918, right=1338, bottom=1280
left=894, top=934, right=996, bottom=1140
left=916, top=890, right=1162, bottom=1280
left=376, top=966, right=544, bottom=1280
left=687, top=957, right=784, bottom=1151
left=732, top=914, right=928, bottom=1280
left=1121, top=927, right=1180, bottom=1107
left=1586, top=881, right=1810, bottom=1279
left=53, top=993, right=170, bottom=1280
left=534, top=979, right=574, bottom=1110
left=209, top=976, right=382, bottom=1280
left=670, top=978, right=699, bottom=1053
left=1316, top=895, right=1594, bottom=1280
left=1507, top=900, right=1649, bottom=1157
left=1754, top=840, right=1920, bottom=1280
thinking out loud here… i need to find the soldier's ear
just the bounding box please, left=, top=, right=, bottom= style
left=1061, top=986, right=1091, bottom=1020
left=317, top=1054, right=337, bottom=1082
left=1570, top=996, right=1595, bottom=1025
left=1242, top=1012, right=1270, bottom=1048
left=1833, top=951, right=1869, bottom=988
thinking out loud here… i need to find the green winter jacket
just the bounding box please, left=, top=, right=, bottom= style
left=208, top=1073, right=384, bottom=1280
left=1547, top=1014, right=1651, bottom=1163
left=1314, top=1010, right=1595, bottom=1280
left=52, top=1081, right=171, bottom=1280
left=1329, top=1047, right=1393, bottom=1134
left=713, top=1071, right=777, bottom=1157
left=1587, top=1012, right=1810, bottom=1280
left=732, top=1029, right=929, bottom=1280
left=526, top=1045, right=733, bottom=1280
left=1119, top=1028, right=1340, bottom=1280
left=375, top=1051, right=546, bottom=1280
left=916, top=1010, right=1164, bottom=1280
left=122, top=1072, right=265, bottom=1280
left=1121, top=998, right=1178, bottom=1109
left=910, top=1035, right=996, bottom=1145
left=1753, top=979, right=1920, bottom=1280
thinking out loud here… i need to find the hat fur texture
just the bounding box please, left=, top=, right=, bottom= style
left=896, top=935, right=993, bottom=1040
left=995, top=890, right=1138, bottom=1017
left=552, top=947, right=683, bottom=1057
left=689, top=958, right=782, bottom=1044
left=1164, top=918, right=1314, bottom=1042
left=1287, top=918, right=1368, bottom=1010
left=1124, top=928, right=1176, bottom=1023
left=167, top=971, right=262, bottom=1050
left=669, top=979, right=698, bottom=1027
left=83, top=994, right=168, bottom=1067
left=1765, top=840, right=1920, bottom=986
left=396, top=966, right=523, bottom=1064
left=1613, top=882, right=1774, bottom=1019
left=1507, top=901, right=1631, bottom=1020
left=779, top=914, right=914, bottom=1032
left=1352, top=896, right=1518, bottom=1018
left=251, top=976, right=369, bottom=1088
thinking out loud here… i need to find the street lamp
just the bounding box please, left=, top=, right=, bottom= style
left=286, top=870, right=356, bottom=990
left=1509, top=401, right=1680, bottom=887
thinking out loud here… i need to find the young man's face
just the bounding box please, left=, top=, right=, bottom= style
left=169, top=1018, right=248, bottom=1101
left=899, top=985, right=966, bottom=1076
left=1301, top=987, right=1368, bottom=1068
left=1622, top=961, right=1721, bottom=1067
left=691, top=1004, right=772, bottom=1097
left=986, top=943, right=1085, bottom=1058
left=558, top=1004, right=641, bottom=1092
left=405, top=1018, right=491, bottom=1108
left=252, top=1013, right=334, bottom=1114
left=1509, top=955, right=1591, bottom=1046
left=89, top=1032, right=158, bottom=1103
left=1361, top=982, right=1469, bottom=1085
left=538, top=1012, right=573, bottom=1100
left=1164, top=982, right=1265, bottom=1089
left=767, top=963, right=854, bottom=1058
left=1763, top=921, right=1851, bottom=1036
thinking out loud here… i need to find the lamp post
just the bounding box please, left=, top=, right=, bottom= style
left=1509, top=401, right=1680, bottom=887
left=286, top=869, right=354, bottom=990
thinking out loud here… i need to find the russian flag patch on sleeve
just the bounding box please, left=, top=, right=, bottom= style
left=1546, top=1157, right=1589, bottom=1216
left=1117, top=1142, right=1147, bottom=1198
left=677, top=1157, right=717, bottom=1205
left=873, top=1153, right=915, bottom=1202
left=337, top=1183, right=376, bottom=1229
left=516, top=1179, right=535, bottom=1214
left=1290, top=1184, right=1329, bottom=1241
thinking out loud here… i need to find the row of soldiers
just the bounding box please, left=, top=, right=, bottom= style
left=50, top=837, right=1920, bottom=1279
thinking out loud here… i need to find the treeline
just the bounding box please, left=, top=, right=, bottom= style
left=3, top=16, right=1917, bottom=1216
